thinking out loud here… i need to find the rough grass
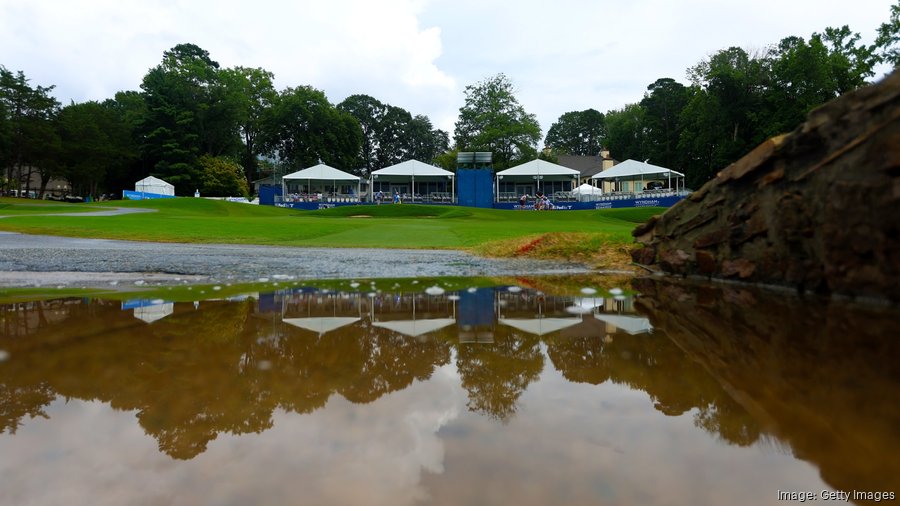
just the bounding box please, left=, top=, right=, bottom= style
left=474, top=232, right=636, bottom=270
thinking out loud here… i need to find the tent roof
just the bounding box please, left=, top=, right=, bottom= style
left=591, top=159, right=684, bottom=179
left=133, top=303, right=174, bottom=324
left=372, top=318, right=456, bottom=337
left=283, top=317, right=360, bottom=335
left=496, top=159, right=580, bottom=177
left=372, top=160, right=454, bottom=177
left=283, top=164, right=360, bottom=181
left=593, top=313, right=653, bottom=335
left=572, top=183, right=603, bottom=195
left=135, top=176, right=173, bottom=187
left=499, top=317, right=582, bottom=336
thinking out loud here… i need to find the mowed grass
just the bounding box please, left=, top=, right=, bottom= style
left=0, top=198, right=98, bottom=215
left=0, top=198, right=660, bottom=254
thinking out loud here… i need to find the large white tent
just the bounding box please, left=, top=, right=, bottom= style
left=594, top=313, right=653, bottom=335
left=499, top=317, right=582, bottom=336
left=135, top=176, right=174, bottom=196
left=370, top=160, right=455, bottom=202
left=372, top=318, right=456, bottom=338
left=591, top=159, right=685, bottom=192
left=283, top=317, right=360, bottom=336
left=495, top=159, right=580, bottom=200
left=282, top=163, right=361, bottom=200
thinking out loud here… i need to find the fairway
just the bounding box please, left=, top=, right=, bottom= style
left=0, top=198, right=659, bottom=256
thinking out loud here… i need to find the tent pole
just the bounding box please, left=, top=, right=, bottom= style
left=451, top=176, right=455, bottom=204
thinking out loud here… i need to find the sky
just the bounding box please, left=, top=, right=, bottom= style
left=1, top=0, right=895, bottom=139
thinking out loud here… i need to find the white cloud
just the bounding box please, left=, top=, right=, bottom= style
left=0, top=0, right=892, bottom=139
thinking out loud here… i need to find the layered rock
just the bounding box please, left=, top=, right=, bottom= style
left=633, top=70, right=900, bottom=301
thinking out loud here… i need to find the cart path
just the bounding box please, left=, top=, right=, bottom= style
left=0, top=206, right=157, bottom=219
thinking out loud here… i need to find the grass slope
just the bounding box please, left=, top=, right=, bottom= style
left=0, top=199, right=660, bottom=264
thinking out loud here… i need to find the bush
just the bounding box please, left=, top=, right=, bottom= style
left=198, top=155, right=249, bottom=198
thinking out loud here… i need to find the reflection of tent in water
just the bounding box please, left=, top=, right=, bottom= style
left=594, top=313, right=653, bottom=335
left=282, top=317, right=360, bottom=336
left=499, top=317, right=582, bottom=336
left=133, top=303, right=174, bottom=324
left=372, top=318, right=456, bottom=338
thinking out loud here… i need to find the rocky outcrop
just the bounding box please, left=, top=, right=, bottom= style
left=632, top=70, right=900, bottom=301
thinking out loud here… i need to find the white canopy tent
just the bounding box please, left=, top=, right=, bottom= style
left=372, top=318, right=456, bottom=338
left=282, top=163, right=361, bottom=200
left=495, top=159, right=581, bottom=200
left=370, top=160, right=455, bottom=202
left=135, top=176, right=174, bottom=196
left=133, top=303, right=174, bottom=324
left=572, top=183, right=604, bottom=202
left=499, top=317, right=582, bottom=336
left=593, top=313, right=653, bottom=335
left=283, top=317, right=360, bottom=336
left=591, top=159, right=685, bottom=193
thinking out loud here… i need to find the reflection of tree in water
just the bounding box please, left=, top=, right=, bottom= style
left=339, top=327, right=451, bottom=404
left=545, top=332, right=761, bottom=447
left=0, top=295, right=454, bottom=459
left=455, top=332, right=544, bottom=422
left=0, top=383, right=55, bottom=435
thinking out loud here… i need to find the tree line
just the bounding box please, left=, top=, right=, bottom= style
left=545, top=5, right=899, bottom=189
left=1, top=2, right=897, bottom=198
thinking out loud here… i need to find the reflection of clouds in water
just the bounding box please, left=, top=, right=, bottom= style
left=0, top=365, right=464, bottom=506
left=423, top=367, right=827, bottom=506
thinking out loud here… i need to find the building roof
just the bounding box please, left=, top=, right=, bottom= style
left=496, top=159, right=580, bottom=177
left=591, top=159, right=684, bottom=179
left=372, top=159, right=454, bottom=177
left=283, top=164, right=360, bottom=181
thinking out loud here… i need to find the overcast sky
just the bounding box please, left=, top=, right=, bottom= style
left=1, top=0, right=895, bottom=139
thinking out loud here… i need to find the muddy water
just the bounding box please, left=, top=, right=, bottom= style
left=0, top=276, right=898, bottom=506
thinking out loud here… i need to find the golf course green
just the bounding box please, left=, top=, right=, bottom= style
left=0, top=198, right=660, bottom=266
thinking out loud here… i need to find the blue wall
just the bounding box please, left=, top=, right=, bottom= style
left=456, top=169, right=494, bottom=208
left=259, top=185, right=282, bottom=206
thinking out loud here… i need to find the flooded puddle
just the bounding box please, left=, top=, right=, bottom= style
left=1, top=276, right=898, bottom=505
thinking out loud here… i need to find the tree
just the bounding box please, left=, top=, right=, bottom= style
left=57, top=101, right=136, bottom=197
left=139, top=43, right=242, bottom=194
left=219, top=66, right=277, bottom=185
left=604, top=103, right=648, bottom=163
left=875, top=1, right=900, bottom=66
left=640, top=78, right=690, bottom=170
left=454, top=74, right=541, bottom=170
left=260, top=86, right=362, bottom=171
left=338, top=95, right=447, bottom=176
left=198, top=155, right=249, bottom=197
left=0, top=66, right=61, bottom=196
left=544, top=108, right=606, bottom=155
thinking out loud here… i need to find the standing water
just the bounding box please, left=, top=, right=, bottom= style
left=0, top=275, right=897, bottom=505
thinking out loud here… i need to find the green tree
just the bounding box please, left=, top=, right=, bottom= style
left=0, top=67, right=61, bottom=197
left=57, top=101, right=136, bottom=197
left=260, top=86, right=362, bottom=171
left=454, top=74, right=541, bottom=170
left=640, top=78, right=690, bottom=170
left=338, top=94, right=447, bottom=175
left=604, top=103, right=648, bottom=163
left=220, top=66, right=277, bottom=185
left=544, top=108, right=606, bottom=155
left=198, top=155, right=249, bottom=197
left=139, top=43, right=242, bottom=194
left=875, top=1, right=900, bottom=66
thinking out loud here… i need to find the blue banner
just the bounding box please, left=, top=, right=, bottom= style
left=123, top=190, right=176, bottom=200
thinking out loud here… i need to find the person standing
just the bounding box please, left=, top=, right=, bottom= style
left=393, top=191, right=401, bottom=204
left=519, top=192, right=529, bottom=209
